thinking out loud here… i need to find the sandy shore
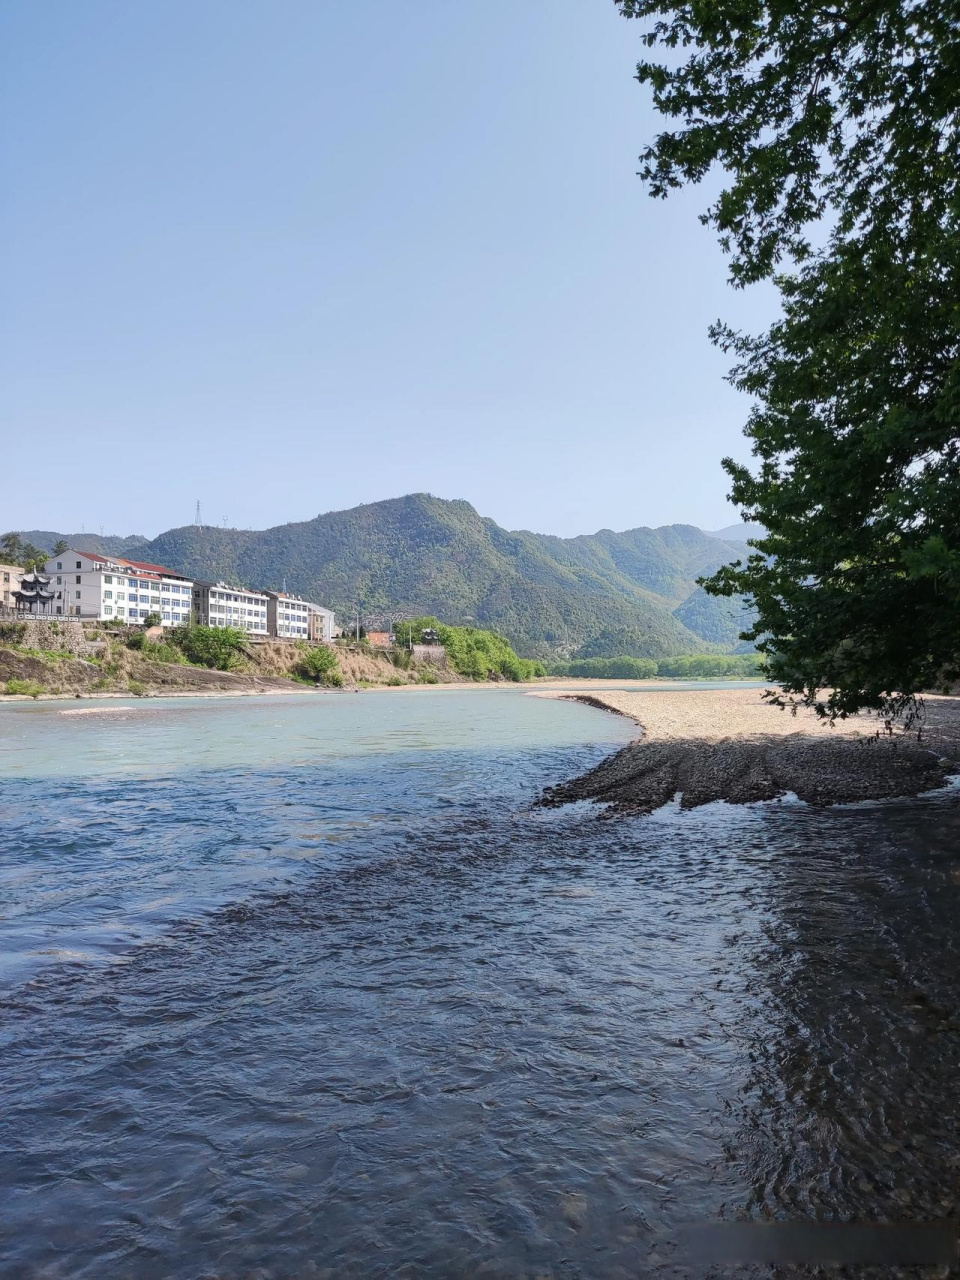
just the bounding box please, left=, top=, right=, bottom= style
left=537, top=687, right=960, bottom=814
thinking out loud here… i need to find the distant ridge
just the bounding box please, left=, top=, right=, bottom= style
left=16, top=494, right=755, bottom=658
left=706, top=521, right=765, bottom=543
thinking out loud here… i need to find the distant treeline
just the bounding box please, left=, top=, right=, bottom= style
left=548, top=653, right=764, bottom=680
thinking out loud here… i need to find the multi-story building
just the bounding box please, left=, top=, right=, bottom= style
left=193, top=581, right=269, bottom=634
left=265, top=592, right=336, bottom=641
left=41, top=550, right=194, bottom=626
left=1, top=563, right=23, bottom=610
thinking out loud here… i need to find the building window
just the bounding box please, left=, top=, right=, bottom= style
left=76, top=561, right=81, bottom=569
left=56, top=576, right=62, bottom=585
left=76, top=575, right=82, bottom=584
left=162, top=612, right=171, bottom=620
left=56, top=562, right=62, bottom=570
left=117, top=592, right=125, bottom=601
left=104, top=590, right=113, bottom=599
left=104, top=606, right=113, bottom=615
left=56, top=606, right=62, bottom=615
left=75, top=591, right=81, bottom=599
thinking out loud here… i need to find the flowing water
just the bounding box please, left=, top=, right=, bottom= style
left=1, top=689, right=958, bottom=1278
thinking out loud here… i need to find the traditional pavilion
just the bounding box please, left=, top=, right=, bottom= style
left=13, top=569, right=56, bottom=616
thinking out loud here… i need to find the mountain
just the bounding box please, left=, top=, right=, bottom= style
left=16, top=530, right=151, bottom=559
left=18, top=494, right=754, bottom=659
left=706, top=522, right=766, bottom=543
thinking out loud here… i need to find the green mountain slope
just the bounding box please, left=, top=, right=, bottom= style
left=16, top=530, right=151, bottom=559
left=19, top=494, right=754, bottom=659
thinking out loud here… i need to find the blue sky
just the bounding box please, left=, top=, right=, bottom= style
left=1, top=0, right=776, bottom=538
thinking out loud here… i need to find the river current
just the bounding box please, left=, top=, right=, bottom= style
left=1, top=688, right=958, bottom=1278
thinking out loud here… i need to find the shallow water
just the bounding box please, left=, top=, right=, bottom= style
left=1, top=690, right=958, bottom=1278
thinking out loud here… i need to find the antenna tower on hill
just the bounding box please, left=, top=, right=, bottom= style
left=194, top=500, right=203, bottom=530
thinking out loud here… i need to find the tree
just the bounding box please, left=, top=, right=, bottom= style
left=617, top=0, right=960, bottom=719
left=1, top=532, right=48, bottom=572
left=52, top=540, right=69, bottom=555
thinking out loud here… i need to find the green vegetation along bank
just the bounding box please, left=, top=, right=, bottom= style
left=403, top=618, right=546, bottom=682
left=547, top=653, right=764, bottom=680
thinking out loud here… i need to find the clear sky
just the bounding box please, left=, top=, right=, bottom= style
left=1, top=0, right=776, bottom=539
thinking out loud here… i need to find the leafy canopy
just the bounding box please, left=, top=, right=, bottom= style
left=1, top=532, right=48, bottom=572
left=618, top=0, right=960, bottom=718
left=172, top=625, right=248, bottom=671
left=405, top=618, right=546, bottom=682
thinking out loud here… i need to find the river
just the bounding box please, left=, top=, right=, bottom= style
left=1, top=688, right=958, bottom=1277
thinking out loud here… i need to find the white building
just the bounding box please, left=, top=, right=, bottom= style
left=193, top=581, right=269, bottom=634
left=265, top=591, right=336, bottom=641
left=42, top=551, right=194, bottom=626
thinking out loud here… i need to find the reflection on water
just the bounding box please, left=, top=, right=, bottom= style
left=1, top=692, right=958, bottom=1278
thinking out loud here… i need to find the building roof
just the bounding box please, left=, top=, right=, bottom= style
left=60, top=549, right=186, bottom=580
left=124, top=559, right=187, bottom=577
left=265, top=591, right=333, bottom=610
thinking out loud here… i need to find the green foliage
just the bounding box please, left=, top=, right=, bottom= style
left=386, top=675, right=404, bottom=686
left=171, top=625, right=248, bottom=671
left=0, top=532, right=47, bottom=571
left=575, top=625, right=709, bottom=661
left=127, top=680, right=147, bottom=696
left=0, top=622, right=27, bottom=644
left=52, top=539, right=68, bottom=555
left=417, top=669, right=438, bottom=684
left=405, top=617, right=545, bottom=682
left=5, top=678, right=45, bottom=697
left=293, top=644, right=343, bottom=687
left=140, top=639, right=188, bottom=665
left=551, top=656, right=659, bottom=679
left=655, top=654, right=764, bottom=679
left=621, top=0, right=960, bottom=718
left=549, top=653, right=764, bottom=679
left=143, top=612, right=162, bottom=628
left=11, top=647, right=65, bottom=663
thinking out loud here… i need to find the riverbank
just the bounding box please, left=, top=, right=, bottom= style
left=538, top=687, right=960, bottom=812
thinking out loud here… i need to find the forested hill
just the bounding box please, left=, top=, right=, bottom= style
left=19, top=494, right=754, bottom=659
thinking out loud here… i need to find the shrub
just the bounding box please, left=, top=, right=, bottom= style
left=5, top=677, right=44, bottom=698
left=417, top=669, right=438, bottom=684
left=386, top=675, right=404, bottom=686
left=0, top=622, right=27, bottom=645
left=171, top=626, right=248, bottom=671
left=294, top=644, right=342, bottom=687
left=139, top=639, right=187, bottom=665
left=143, top=612, right=162, bottom=628
left=127, top=680, right=147, bottom=696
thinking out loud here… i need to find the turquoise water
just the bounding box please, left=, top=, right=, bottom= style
left=1, top=688, right=958, bottom=1278
left=0, top=691, right=635, bottom=985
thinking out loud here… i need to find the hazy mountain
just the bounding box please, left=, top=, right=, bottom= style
left=16, top=530, right=151, bottom=559
left=706, top=522, right=766, bottom=543
left=19, top=494, right=754, bottom=658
